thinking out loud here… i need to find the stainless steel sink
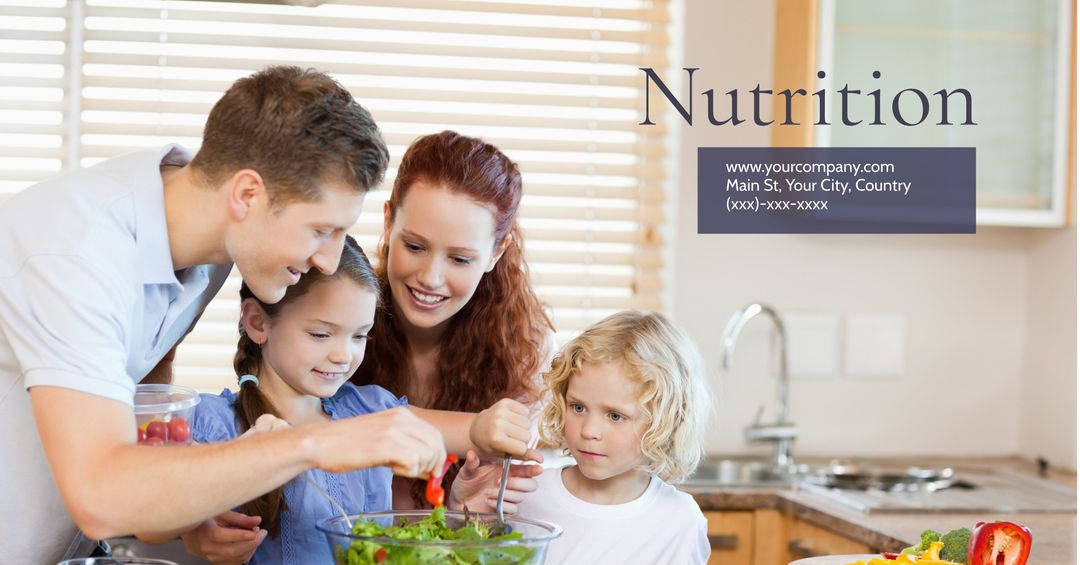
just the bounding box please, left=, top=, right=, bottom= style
left=684, top=457, right=811, bottom=487
left=687, top=457, right=957, bottom=489
left=686, top=457, right=1077, bottom=514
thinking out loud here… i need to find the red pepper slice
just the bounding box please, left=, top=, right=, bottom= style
left=881, top=553, right=900, bottom=560
left=424, top=454, right=459, bottom=507
left=967, top=521, right=1032, bottom=565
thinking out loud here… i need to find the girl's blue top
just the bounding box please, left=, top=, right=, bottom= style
left=192, top=383, right=406, bottom=565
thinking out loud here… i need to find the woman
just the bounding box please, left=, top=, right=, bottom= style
left=353, top=130, right=555, bottom=508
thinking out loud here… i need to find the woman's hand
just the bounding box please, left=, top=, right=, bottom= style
left=470, top=398, right=533, bottom=458
left=448, top=450, right=543, bottom=514
left=181, top=511, right=267, bottom=565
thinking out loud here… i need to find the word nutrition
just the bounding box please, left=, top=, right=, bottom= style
left=639, top=68, right=976, bottom=127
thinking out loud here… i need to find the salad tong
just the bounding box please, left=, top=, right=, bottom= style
left=493, top=455, right=512, bottom=535
left=302, top=473, right=353, bottom=530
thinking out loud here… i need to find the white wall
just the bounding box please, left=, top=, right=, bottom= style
left=673, top=0, right=1076, bottom=466
left=1018, top=226, right=1077, bottom=469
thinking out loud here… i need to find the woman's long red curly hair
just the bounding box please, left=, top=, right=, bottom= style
left=351, top=130, right=553, bottom=505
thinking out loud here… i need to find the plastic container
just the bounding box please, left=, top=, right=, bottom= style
left=318, top=510, right=562, bottom=565
left=132, top=384, right=199, bottom=446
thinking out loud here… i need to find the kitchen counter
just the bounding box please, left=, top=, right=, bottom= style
left=682, top=456, right=1076, bottom=565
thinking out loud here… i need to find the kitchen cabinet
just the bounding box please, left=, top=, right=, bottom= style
left=705, top=511, right=754, bottom=565
left=774, top=0, right=1075, bottom=226
left=816, top=0, right=1074, bottom=227
left=753, top=509, right=792, bottom=565
left=787, top=518, right=872, bottom=561
left=704, top=510, right=871, bottom=565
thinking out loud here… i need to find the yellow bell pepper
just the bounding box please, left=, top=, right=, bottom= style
left=846, top=542, right=962, bottom=565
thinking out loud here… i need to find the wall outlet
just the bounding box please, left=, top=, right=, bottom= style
left=844, top=315, right=907, bottom=379
left=785, top=314, right=839, bottom=379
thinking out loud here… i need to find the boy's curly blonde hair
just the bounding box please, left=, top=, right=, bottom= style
left=538, top=311, right=711, bottom=484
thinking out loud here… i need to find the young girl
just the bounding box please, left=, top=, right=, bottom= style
left=171, top=236, right=538, bottom=565
left=517, top=311, right=713, bottom=565
left=352, top=130, right=556, bottom=508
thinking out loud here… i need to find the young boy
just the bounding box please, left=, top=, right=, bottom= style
left=0, top=66, right=479, bottom=564
left=519, top=311, right=712, bottom=564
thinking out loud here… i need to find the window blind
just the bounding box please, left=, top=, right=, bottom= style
left=0, top=1, right=68, bottom=197
left=3, top=0, right=670, bottom=392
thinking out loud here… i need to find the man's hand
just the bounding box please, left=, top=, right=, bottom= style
left=182, top=511, right=267, bottom=565
left=448, top=450, right=543, bottom=514
left=315, top=406, right=446, bottom=478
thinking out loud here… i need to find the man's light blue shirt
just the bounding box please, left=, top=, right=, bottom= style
left=0, top=145, right=232, bottom=564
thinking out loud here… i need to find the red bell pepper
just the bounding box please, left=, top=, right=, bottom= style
left=424, top=454, right=459, bottom=507
left=967, top=521, right=1032, bottom=565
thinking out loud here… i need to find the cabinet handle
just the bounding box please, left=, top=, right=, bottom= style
left=709, top=534, right=738, bottom=550
left=789, top=539, right=820, bottom=559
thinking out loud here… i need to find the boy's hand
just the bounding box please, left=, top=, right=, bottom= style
left=470, top=399, right=533, bottom=458
left=181, top=511, right=267, bottom=565
left=448, top=450, right=543, bottom=514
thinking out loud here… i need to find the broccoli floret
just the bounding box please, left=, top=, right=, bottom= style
left=900, top=529, right=942, bottom=556
left=939, top=527, right=972, bottom=564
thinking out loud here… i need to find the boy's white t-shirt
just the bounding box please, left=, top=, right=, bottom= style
left=517, top=466, right=710, bottom=565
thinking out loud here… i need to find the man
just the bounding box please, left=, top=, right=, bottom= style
left=0, top=66, right=448, bottom=564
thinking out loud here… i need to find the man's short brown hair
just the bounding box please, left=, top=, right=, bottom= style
left=190, top=66, right=389, bottom=204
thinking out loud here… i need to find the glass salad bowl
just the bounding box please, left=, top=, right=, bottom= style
left=318, top=508, right=562, bottom=565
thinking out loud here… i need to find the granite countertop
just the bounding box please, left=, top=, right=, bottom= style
left=682, top=456, right=1076, bottom=565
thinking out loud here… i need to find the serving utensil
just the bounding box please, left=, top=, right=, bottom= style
left=493, top=455, right=512, bottom=534
left=302, top=473, right=353, bottom=531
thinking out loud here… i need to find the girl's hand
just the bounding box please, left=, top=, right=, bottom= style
left=448, top=450, right=543, bottom=514
left=181, top=511, right=267, bottom=565
left=470, top=398, right=533, bottom=458
left=316, top=407, right=447, bottom=478
left=238, top=414, right=292, bottom=439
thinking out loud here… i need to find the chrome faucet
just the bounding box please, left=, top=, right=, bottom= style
left=721, top=303, right=797, bottom=472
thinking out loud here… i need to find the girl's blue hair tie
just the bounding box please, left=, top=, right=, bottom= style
left=238, top=374, right=260, bottom=388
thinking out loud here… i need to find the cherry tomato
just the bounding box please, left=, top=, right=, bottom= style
left=143, top=436, right=165, bottom=446
left=137, top=427, right=146, bottom=443
left=168, top=417, right=190, bottom=443
left=374, top=547, right=387, bottom=563
left=146, top=420, right=168, bottom=441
